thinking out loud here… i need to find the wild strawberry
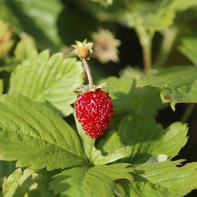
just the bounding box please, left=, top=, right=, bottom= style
left=71, top=39, right=114, bottom=138
left=75, top=89, right=114, bottom=138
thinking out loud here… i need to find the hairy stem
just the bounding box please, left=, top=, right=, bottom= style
left=82, top=59, right=94, bottom=89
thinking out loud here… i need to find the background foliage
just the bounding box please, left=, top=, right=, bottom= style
left=0, top=0, right=197, bottom=196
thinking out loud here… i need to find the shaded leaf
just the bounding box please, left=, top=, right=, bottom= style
left=14, top=36, right=37, bottom=61
left=74, top=113, right=130, bottom=165
left=137, top=66, right=197, bottom=110
left=100, top=77, right=142, bottom=114
left=137, top=87, right=167, bottom=118
left=0, top=80, right=3, bottom=95
left=91, top=0, right=113, bottom=7
left=0, top=95, right=87, bottom=170
left=85, top=0, right=133, bottom=28
left=99, top=116, right=188, bottom=164
left=133, top=1, right=175, bottom=32
left=9, top=50, right=83, bottom=116
left=87, top=0, right=175, bottom=32
left=28, top=169, right=58, bottom=197
left=119, top=66, right=143, bottom=80
left=171, top=0, right=197, bottom=11
left=179, top=32, right=197, bottom=65
left=0, top=0, right=63, bottom=51
left=50, top=163, right=133, bottom=197
left=0, top=160, right=16, bottom=178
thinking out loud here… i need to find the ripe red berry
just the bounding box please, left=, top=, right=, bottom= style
left=75, top=89, right=114, bottom=138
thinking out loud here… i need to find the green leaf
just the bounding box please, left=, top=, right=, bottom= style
left=9, top=50, right=83, bottom=116
left=27, top=169, right=58, bottom=197
left=171, top=0, right=197, bottom=11
left=14, top=36, right=37, bottom=61
left=0, top=0, right=63, bottom=51
left=100, top=77, right=142, bottom=114
left=137, top=87, right=167, bottom=118
left=119, top=66, right=143, bottom=80
left=49, top=163, right=133, bottom=197
left=122, top=117, right=188, bottom=164
left=91, top=0, right=113, bottom=7
left=0, top=95, right=87, bottom=170
left=179, top=33, right=197, bottom=65
left=85, top=1, right=133, bottom=28
left=129, top=160, right=197, bottom=197
left=0, top=80, right=3, bottom=95
left=74, top=113, right=130, bottom=166
left=134, top=1, right=175, bottom=32
left=0, top=160, right=16, bottom=178
left=137, top=66, right=197, bottom=110
left=2, top=168, right=37, bottom=197
left=99, top=116, right=188, bottom=164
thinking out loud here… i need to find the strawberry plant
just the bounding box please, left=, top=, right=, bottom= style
left=0, top=0, right=197, bottom=197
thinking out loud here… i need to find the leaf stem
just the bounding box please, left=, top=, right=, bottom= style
left=82, top=59, right=94, bottom=89
left=142, top=38, right=152, bottom=74
left=128, top=10, right=153, bottom=74
left=181, top=103, right=195, bottom=123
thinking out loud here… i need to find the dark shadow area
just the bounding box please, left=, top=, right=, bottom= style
left=117, top=25, right=143, bottom=69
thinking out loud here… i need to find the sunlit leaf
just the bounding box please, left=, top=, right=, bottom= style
left=0, top=95, right=87, bottom=170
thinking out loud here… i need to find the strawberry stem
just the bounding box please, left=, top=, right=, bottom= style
left=82, top=59, right=94, bottom=89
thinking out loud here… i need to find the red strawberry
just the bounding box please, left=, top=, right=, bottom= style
left=75, top=89, right=114, bottom=138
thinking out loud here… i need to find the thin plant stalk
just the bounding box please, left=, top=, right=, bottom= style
left=82, top=58, right=94, bottom=89
left=127, top=7, right=154, bottom=74
left=142, top=38, right=152, bottom=74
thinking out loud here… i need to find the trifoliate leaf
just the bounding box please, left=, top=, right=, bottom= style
left=128, top=160, right=197, bottom=197
left=14, top=36, right=37, bottom=61
left=74, top=113, right=130, bottom=165
left=137, top=66, right=197, bottom=110
left=9, top=50, right=83, bottom=116
left=0, top=95, right=87, bottom=170
left=100, top=77, right=142, bottom=114
left=99, top=116, right=188, bottom=164
left=49, top=163, right=133, bottom=197
left=0, top=0, right=63, bottom=51
left=179, top=33, right=197, bottom=65
left=2, top=168, right=37, bottom=197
